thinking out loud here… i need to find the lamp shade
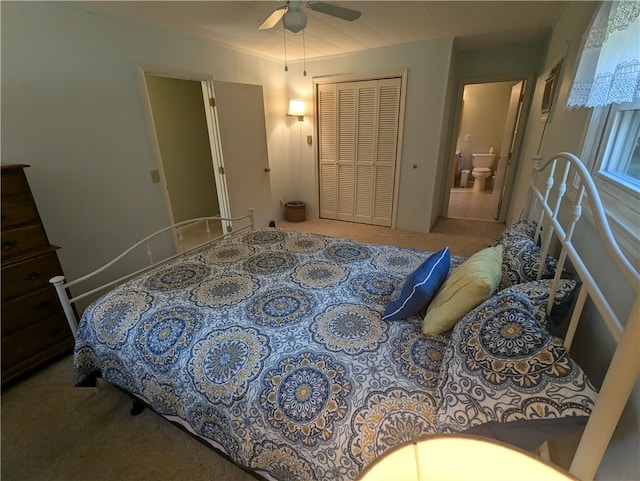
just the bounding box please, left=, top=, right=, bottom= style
left=358, top=435, right=577, bottom=481
left=288, top=99, right=305, bottom=118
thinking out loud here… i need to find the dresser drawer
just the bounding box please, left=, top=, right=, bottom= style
left=1, top=168, right=29, bottom=196
left=1, top=224, right=49, bottom=261
left=2, top=252, right=62, bottom=302
left=1, top=195, right=39, bottom=229
left=2, top=285, right=66, bottom=337
left=1, top=314, right=73, bottom=373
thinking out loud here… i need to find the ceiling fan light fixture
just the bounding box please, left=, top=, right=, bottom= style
left=283, top=9, right=307, bottom=33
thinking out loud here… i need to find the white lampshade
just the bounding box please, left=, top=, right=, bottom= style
left=288, top=99, right=305, bottom=121
left=358, top=435, right=577, bottom=481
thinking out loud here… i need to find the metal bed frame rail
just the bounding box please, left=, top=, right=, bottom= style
left=526, top=152, right=639, bottom=480
left=50, top=210, right=255, bottom=338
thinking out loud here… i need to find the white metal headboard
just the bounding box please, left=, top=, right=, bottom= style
left=50, top=210, right=255, bottom=338
left=526, top=152, right=639, bottom=480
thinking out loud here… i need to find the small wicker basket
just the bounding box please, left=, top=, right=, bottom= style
left=285, top=201, right=306, bottom=222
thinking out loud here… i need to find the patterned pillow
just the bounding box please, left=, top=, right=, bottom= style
left=422, top=245, right=502, bottom=335
left=435, top=290, right=597, bottom=444
left=382, top=247, right=450, bottom=320
left=499, top=235, right=558, bottom=290
left=500, top=279, right=581, bottom=331
left=487, top=219, right=538, bottom=247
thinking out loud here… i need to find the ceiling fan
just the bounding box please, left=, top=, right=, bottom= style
left=259, top=1, right=362, bottom=34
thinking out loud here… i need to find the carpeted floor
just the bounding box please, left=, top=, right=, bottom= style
left=1, top=217, right=504, bottom=481
left=276, top=217, right=504, bottom=258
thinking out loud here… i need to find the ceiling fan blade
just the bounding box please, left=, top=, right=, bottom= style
left=305, top=1, right=361, bottom=21
left=259, top=6, right=287, bottom=30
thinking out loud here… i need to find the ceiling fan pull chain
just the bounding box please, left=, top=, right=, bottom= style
left=303, top=29, right=307, bottom=76
left=302, top=30, right=307, bottom=77
left=283, top=24, right=289, bottom=72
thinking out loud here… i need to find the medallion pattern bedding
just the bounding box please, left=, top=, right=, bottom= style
left=74, top=228, right=597, bottom=481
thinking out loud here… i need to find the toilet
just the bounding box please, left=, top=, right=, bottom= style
left=471, top=153, right=496, bottom=192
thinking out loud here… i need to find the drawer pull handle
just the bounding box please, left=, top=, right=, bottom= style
left=22, top=271, right=42, bottom=281
left=2, top=241, right=17, bottom=250
left=34, top=300, right=52, bottom=310
left=46, top=327, right=61, bottom=336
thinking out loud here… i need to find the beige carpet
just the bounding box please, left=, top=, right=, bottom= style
left=277, top=217, right=504, bottom=258
left=1, top=217, right=504, bottom=481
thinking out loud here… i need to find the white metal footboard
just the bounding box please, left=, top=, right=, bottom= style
left=50, top=210, right=255, bottom=338
left=526, top=153, right=639, bottom=480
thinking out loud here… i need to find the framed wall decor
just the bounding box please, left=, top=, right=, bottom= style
left=540, top=58, right=563, bottom=120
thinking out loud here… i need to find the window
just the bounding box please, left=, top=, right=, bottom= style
left=581, top=99, right=640, bottom=261
left=598, top=100, right=640, bottom=188
left=567, top=0, right=640, bottom=262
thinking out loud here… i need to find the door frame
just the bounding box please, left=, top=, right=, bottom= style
left=490, top=80, right=525, bottom=219
left=136, top=67, right=232, bottom=245
left=202, top=79, right=233, bottom=231
left=441, top=73, right=535, bottom=223
left=313, top=69, right=408, bottom=229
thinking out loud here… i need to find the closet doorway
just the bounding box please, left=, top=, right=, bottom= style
left=447, top=79, right=527, bottom=222
left=315, top=71, right=407, bottom=228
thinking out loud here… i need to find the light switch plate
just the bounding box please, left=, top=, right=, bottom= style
left=150, top=170, right=161, bottom=183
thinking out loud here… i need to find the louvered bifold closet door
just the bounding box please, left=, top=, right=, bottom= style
left=318, top=77, right=401, bottom=226
left=354, top=81, right=376, bottom=224
left=336, top=83, right=357, bottom=221
left=318, top=82, right=357, bottom=221
left=372, top=78, right=401, bottom=226
left=318, top=84, right=338, bottom=219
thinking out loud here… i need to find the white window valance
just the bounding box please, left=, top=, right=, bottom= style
left=567, top=0, right=640, bottom=108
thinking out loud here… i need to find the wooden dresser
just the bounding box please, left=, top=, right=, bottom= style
left=1, top=164, right=74, bottom=387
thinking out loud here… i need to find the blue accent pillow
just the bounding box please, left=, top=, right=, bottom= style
left=382, top=247, right=450, bottom=320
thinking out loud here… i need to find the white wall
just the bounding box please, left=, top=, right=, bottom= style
left=509, top=3, right=639, bottom=480
left=284, top=38, right=454, bottom=232
left=507, top=3, right=596, bottom=224
left=1, top=2, right=290, bottom=283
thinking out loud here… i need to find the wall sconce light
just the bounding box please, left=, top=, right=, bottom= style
left=287, top=99, right=305, bottom=121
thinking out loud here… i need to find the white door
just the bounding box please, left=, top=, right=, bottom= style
left=318, top=78, right=401, bottom=227
left=371, top=79, right=400, bottom=226
left=209, top=80, right=273, bottom=229
left=318, top=83, right=338, bottom=219
left=337, top=82, right=357, bottom=221
left=491, top=81, right=525, bottom=220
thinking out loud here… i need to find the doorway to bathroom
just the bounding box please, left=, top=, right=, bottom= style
left=447, top=79, right=526, bottom=222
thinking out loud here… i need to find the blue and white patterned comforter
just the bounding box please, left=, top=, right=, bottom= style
left=74, top=228, right=596, bottom=480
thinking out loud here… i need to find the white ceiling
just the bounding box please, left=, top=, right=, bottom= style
left=71, top=1, right=570, bottom=62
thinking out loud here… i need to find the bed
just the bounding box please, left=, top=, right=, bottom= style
left=51, top=152, right=639, bottom=481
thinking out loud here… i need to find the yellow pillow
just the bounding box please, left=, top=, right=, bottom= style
left=422, top=245, right=503, bottom=335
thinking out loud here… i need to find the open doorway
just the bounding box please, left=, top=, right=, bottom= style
left=447, top=80, right=525, bottom=222
left=144, top=74, right=224, bottom=248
